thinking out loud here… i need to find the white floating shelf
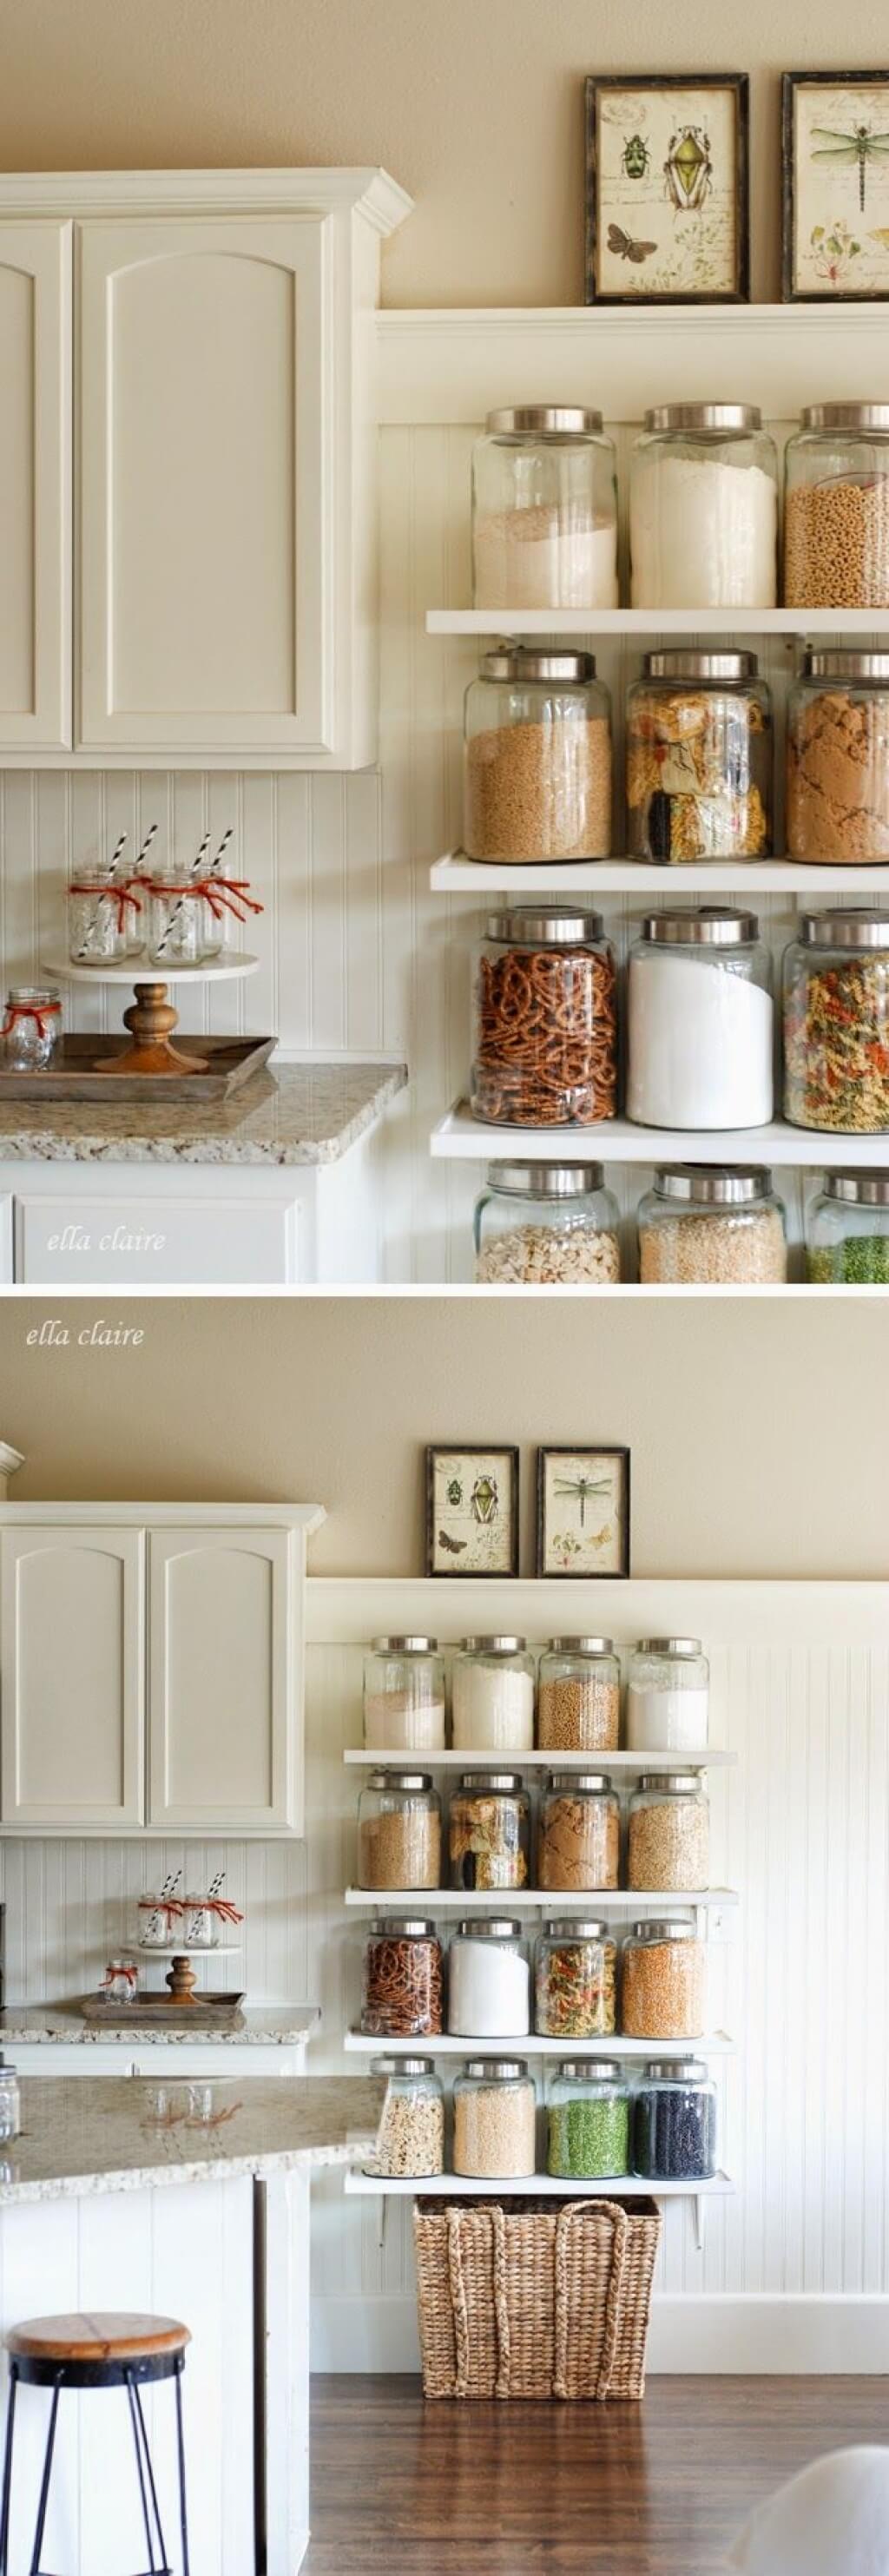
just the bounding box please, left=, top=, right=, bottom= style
left=431, top=1103, right=889, bottom=1170
left=427, top=607, right=889, bottom=637
left=344, top=1887, right=738, bottom=1912
left=346, top=2168, right=734, bottom=2198
left=431, top=853, right=889, bottom=897
left=343, top=1748, right=734, bottom=1771
left=345, top=2029, right=734, bottom=2059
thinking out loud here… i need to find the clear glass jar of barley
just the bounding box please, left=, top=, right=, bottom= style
left=537, top=1637, right=620, bottom=1754
left=471, top=406, right=618, bottom=610
left=452, top=2058, right=537, bottom=2178
left=463, top=650, right=612, bottom=862
left=637, top=1167, right=787, bottom=1284
left=627, top=1774, right=710, bottom=1892
left=784, top=405, right=889, bottom=608
left=474, top=1163, right=621, bottom=1284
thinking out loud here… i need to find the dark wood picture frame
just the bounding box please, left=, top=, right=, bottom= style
left=781, top=70, right=889, bottom=301
left=584, top=72, right=750, bottom=305
left=536, top=1446, right=631, bottom=1581
left=425, top=1445, right=520, bottom=1579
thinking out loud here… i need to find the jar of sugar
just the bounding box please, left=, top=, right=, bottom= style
left=451, top=1638, right=536, bottom=1753
left=629, top=403, right=778, bottom=609
left=472, top=406, right=618, bottom=611
left=626, top=906, right=774, bottom=1131
left=626, top=1639, right=709, bottom=1753
left=447, top=1919, right=530, bottom=2039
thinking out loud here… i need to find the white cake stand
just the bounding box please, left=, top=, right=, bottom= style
left=43, top=953, right=260, bottom=1077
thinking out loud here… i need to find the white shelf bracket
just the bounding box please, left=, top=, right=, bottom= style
left=694, top=2194, right=707, bottom=2256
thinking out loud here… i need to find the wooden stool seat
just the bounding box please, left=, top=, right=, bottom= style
left=6, top=2311, right=190, bottom=2365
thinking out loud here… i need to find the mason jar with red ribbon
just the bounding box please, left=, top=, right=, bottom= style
left=3, top=986, right=63, bottom=1072
left=194, top=875, right=264, bottom=961
left=68, top=873, right=144, bottom=964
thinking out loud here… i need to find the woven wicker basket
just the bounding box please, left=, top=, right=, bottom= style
left=413, top=2196, right=661, bottom=2401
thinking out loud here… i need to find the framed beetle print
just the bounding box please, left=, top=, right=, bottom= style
left=537, top=1446, right=630, bottom=1579
left=585, top=74, right=749, bottom=303
left=782, top=73, right=889, bottom=299
left=426, top=1446, right=520, bottom=1578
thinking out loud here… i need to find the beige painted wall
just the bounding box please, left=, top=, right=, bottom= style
left=0, top=1293, right=886, bottom=1578
left=1, top=0, right=886, bottom=303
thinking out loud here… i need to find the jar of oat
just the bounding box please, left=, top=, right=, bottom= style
left=784, top=405, right=889, bottom=608
left=627, top=906, right=774, bottom=1130
left=626, top=651, right=772, bottom=862
left=463, top=651, right=612, bottom=862
left=628, top=1775, right=710, bottom=1892
left=622, top=1919, right=706, bottom=2039
left=630, top=404, right=778, bottom=608
left=447, top=1920, right=530, bottom=2039
left=547, top=2060, right=630, bottom=2179
left=807, top=1170, right=889, bottom=1283
left=473, top=1163, right=621, bottom=1285
left=356, top=1771, right=442, bottom=1892
left=535, top=1920, right=617, bottom=2039
left=363, top=1637, right=446, bottom=1756
left=451, top=1639, right=536, bottom=1755
left=471, top=906, right=617, bottom=1128
left=365, top=2058, right=444, bottom=2179
left=452, top=2059, right=537, bottom=2178
left=636, top=1167, right=787, bottom=1286
left=787, top=652, right=889, bottom=865
left=448, top=1772, right=530, bottom=1892
left=783, top=909, right=889, bottom=1133
left=626, top=1639, right=709, bottom=1753
left=471, top=406, right=618, bottom=610
left=537, top=1772, right=620, bottom=1891
left=360, top=1919, right=444, bottom=2039
left=537, top=1638, right=620, bottom=1755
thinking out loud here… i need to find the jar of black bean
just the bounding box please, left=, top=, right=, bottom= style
left=632, top=2057, right=717, bottom=2181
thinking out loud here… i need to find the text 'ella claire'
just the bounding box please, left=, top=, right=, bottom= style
left=25, top=1319, right=146, bottom=1349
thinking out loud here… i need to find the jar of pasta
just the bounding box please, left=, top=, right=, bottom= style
left=473, top=1163, right=621, bottom=1286
left=537, top=1772, right=620, bottom=1892
left=448, top=1771, right=530, bottom=1892
left=636, top=1167, right=787, bottom=1286
left=626, top=651, right=772, bottom=862
left=471, top=906, right=617, bottom=1128
left=356, top=1771, right=442, bottom=1892
left=787, top=651, right=889, bottom=865
left=628, top=1775, right=710, bottom=1892
left=471, top=406, right=618, bottom=610
left=784, top=404, right=889, bottom=609
left=783, top=909, right=889, bottom=1133
left=363, top=1637, right=446, bottom=1756
left=807, top=1169, right=889, bottom=1283
left=464, top=651, right=612, bottom=862
left=537, top=1638, right=620, bottom=1754
left=630, top=404, right=778, bottom=608
left=360, top=1919, right=444, bottom=2039
left=535, top=1920, right=616, bottom=2039
left=622, top=1918, right=706, bottom=2039
left=451, top=1639, right=535, bottom=1755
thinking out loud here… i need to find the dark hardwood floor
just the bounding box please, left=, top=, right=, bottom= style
left=304, top=2375, right=889, bottom=2573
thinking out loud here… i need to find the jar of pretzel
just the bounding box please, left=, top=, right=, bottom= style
left=471, top=906, right=617, bottom=1128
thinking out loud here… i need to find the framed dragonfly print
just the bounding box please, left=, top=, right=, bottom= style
left=537, top=1446, right=630, bottom=1580
left=585, top=75, right=749, bottom=304
left=426, top=1446, right=520, bottom=1578
left=783, top=73, right=889, bottom=298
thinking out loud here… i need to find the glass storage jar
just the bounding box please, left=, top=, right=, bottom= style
left=68, top=866, right=135, bottom=963
left=356, top=1770, right=442, bottom=1892
left=137, top=1896, right=180, bottom=1949
left=451, top=1638, right=535, bottom=1755
left=471, top=405, right=618, bottom=611
left=181, top=1896, right=220, bottom=1948
left=473, top=1162, right=621, bottom=1285
left=626, top=906, right=774, bottom=1130
left=452, top=2058, right=537, bottom=2178
left=784, top=404, right=889, bottom=609
left=471, top=906, right=617, bottom=1128
left=626, top=651, right=772, bottom=863
left=537, top=1771, right=620, bottom=1892
left=463, top=650, right=612, bottom=862
left=537, top=1637, right=621, bottom=1755
left=807, top=1169, right=889, bottom=1283
left=449, top=1771, right=530, bottom=1891
left=547, top=2060, right=630, bottom=2179
left=628, top=1774, right=710, bottom=1892
left=633, top=2058, right=717, bottom=2181
left=787, top=651, right=889, bottom=865
left=783, top=908, right=889, bottom=1133
left=535, top=1919, right=617, bottom=2039
left=360, top=1918, right=444, bottom=2038
left=366, top=2058, right=444, bottom=2178
left=363, top=1637, right=446, bottom=1755
left=622, top=1918, right=706, bottom=2039
left=2, top=986, right=62, bottom=1072
left=630, top=404, right=778, bottom=609
left=637, top=1166, right=787, bottom=1286
left=447, top=1919, right=530, bottom=2038
left=145, top=869, right=204, bottom=967
left=626, top=1639, right=709, bottom=1753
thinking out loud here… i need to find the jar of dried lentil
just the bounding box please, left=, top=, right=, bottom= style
left=356, top=1771, right=442, bottom=1892
left=636, top=1167, right=787, bottom=1286
left=622, top=1919, right=706, bottom=2039
left=628, top=1774, right=710, bottom=1893
left=537, top=1772, right=620, bottom=1892
left=535, top=1919, right=617, bottom=2039
left=471, top=906, right=617, bottom=1129
left=471, top=406, right=618, bottom=611
left=449, top=1771, right=530, bottom=1892
left=452, top=2058, right=537, bottom=2178
left=463, top=650, right=612, bottom=862
left=363, top=1637, right=446, bottom=1756
left=627, top=651, right=772, bottom=862
left=537, top=1637, right=621, bottom=1754
left=360, top=1918, right=444, bottom=2038
left=365, top=2058, right=444, bottom=2179
left=633, top=2059, right=717, bottom=2182
left=787, top=651, right=889, bottom=865
left=547, top=2060, right=630, bottom=2179
left=807, top=1169, right=889, bottom=1283
left=784, top=404, right=889, bottom=609
left=473, top=1163, right=621, bottom=1286
left=783, top=909, right=889, bottom=1133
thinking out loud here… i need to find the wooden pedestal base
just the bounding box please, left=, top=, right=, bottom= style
left=165, top=1953, right=200, bottom=2003
left=96, top=981, right=208, bottom=1077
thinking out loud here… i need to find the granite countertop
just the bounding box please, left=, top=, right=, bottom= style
left=0, top=1061, right=407, bottom=1167
left=0, top=2076, right=385, bottom=2204
left=0, top=2006, right=320, bottom=2048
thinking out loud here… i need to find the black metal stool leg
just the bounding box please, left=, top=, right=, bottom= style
left=0, top=2365, right=17, bottom=2576
left=174, top=2357, right=190, bottom=2576
left=28, top=2375, right=61, bottom=2576
left=126, top=2368, right=172, bottom=2576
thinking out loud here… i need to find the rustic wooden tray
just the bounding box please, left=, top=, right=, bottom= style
left=0, top=1035, right=274, bottom=1103
left=81, top=1990, right=246, bottom=2028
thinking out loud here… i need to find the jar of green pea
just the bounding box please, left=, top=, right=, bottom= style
left=546, top=2059, right=630, bottom=2178
left=807, top=1170, right=889, bottom=1283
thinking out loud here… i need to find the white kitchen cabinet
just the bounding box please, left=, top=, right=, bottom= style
left=148, top=1527, right=300, bottom=1832
left=0, top=221, right=70, bottom=750
left=16, top=1190, right=300, bottom=1285
left=0, top=1526, right=145, bottom=1828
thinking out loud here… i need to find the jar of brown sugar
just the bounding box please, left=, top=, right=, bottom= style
left=471, top=906, right=617, bottom=1129
left=537, top=1772, right=620, bottom=1891
left=622, top=1918, right=706, bottom=2039
left=784, top=405, right=889, bottom=609
left=356, top=1771, right=442, bottom=1892
left=463, top=649, right=612, bottom=862
left=787, top=651, right=889, bottom=865
left=537, top=1637, right=621, bottom=1753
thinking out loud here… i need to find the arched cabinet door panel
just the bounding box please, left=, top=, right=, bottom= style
left=0, top=222, right=70, bottom=749
left=0, top=1527, right=145, bottom=1828
left=148, top=1527, right=300, bottom=1831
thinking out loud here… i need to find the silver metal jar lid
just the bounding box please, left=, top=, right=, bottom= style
left=546, top=1771, right=614, bottom=1794
left=463, top=2058, right=528, bottom=2080
left=371, top=2055, right=436, bottom=2078
left=643, top=2058, right=708, bottom=2083
left=798, top=907, right=889, bottom=948
left=543, top=1918, right=609, bottom=1940
left=560, top=2059, right=622, bottom=2082
left=486, top=1163, right=605, bottom=1200
left=800, top=648, right=889, bottom=682
left=640, top=906, right=759, bottom=946
left=634, top=1637, right=703, bottom=1657
left=642, top=649, right=760, bottom=682
left=486, top=904, right=605, bottom=945
left=366, top=1769, right=434, bottom=1792
left=456, top=1918, right=522, bottom=1940
left=484, top=405, right=604, bottom=438
left=458, top=1770, right=525, bottom=1793
left=643, top=401, right=762, bottom=433
left=371, top=1636, right=439, bottom=1654
left=376, top=1918, right=438, bottom=1939
left=821, top=1169, right=889, bottom=1206
left=654, top=1165, right=773, bottom=1207
left=636, top=1773, right=703, bottom=1795
left=630, top=1919, right=696, bottom=1941
left=546, top=1636, right=616, bottom=1655
left=480, top=647, right=597, bottom=685
left=458, top=1637, right=527, bottom=1656
left=800, top=401, right=889, bottom=433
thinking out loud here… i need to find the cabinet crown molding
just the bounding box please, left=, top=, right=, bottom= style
left=0, top=1501, right=326, bottom=1531
left=0, top=167, right=412, bottom=229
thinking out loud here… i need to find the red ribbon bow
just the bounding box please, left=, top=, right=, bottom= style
left=70, top=882, right=143, bottom=932
left=3, top=1001, right=61, bottom=1037
left=192, top=877, right=264, bottom=924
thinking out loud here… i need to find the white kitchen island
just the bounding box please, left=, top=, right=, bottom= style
left=0, top=2073, right=384, bottom=2576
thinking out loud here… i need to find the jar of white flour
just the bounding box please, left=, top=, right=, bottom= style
left=626, top=906, right=774, bottom=1131
left=472, top=406, right=618, bottom=611
left=629, top=403, right=778, bottom=609
left=626, top=1639, right=710, bottom=1753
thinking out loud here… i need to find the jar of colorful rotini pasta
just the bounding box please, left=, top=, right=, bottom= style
left=471, top=906, right=618, bottom=1128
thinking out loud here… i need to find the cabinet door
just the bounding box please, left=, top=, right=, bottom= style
left=77, top=216, right=328, bottom=758
left=0, top=221, right=70, bottom=749
left=16, top=1192, right=300, bottom=1285
left=148, top=1527, right=299, bottom=1830
left=0, top=1527, right=145, bottom=1828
